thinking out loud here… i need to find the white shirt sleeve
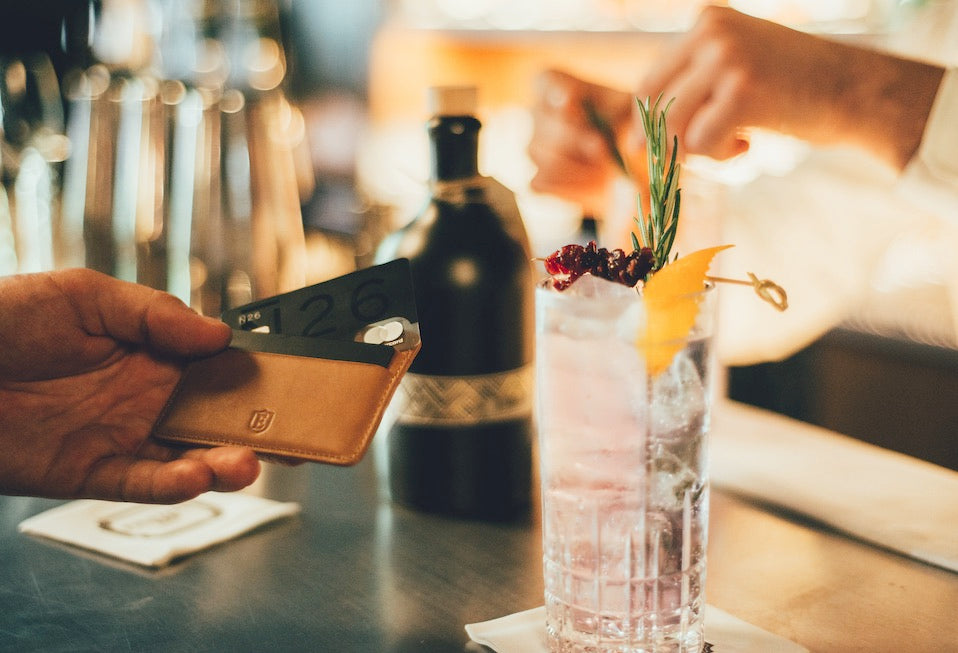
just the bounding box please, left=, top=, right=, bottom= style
left=897, top=66, right=958, bottom=219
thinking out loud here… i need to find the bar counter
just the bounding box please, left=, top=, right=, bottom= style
left=1, top=402, right=956, bottom=652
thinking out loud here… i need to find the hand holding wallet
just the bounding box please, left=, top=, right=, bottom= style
left=152, top=260, right=421, bottom=465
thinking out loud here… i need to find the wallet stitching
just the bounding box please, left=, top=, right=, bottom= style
left=338, top=348, right=410, bottom=460
left=307, top=349, right=409, bottom=463
left=153, top=348, right=416, bottom=464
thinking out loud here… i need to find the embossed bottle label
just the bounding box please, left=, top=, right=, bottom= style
left=392, top=365, right=533, bottom=426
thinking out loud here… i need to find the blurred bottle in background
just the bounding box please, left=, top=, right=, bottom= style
left=376, top=86, right=535, bottom=522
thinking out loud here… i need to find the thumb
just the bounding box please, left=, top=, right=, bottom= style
left=76, top=270, right=232, bottom=358
left=141, top=292, right=233, bottom=358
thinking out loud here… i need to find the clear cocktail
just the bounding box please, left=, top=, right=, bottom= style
left=535, top=274, right=716, bottom=652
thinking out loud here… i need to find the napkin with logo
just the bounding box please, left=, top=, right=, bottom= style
left=465, top=605, right=808, bottom=653
left=711, top=400, right=958, bottom=573
left=18, top=492, right=300, bottom=568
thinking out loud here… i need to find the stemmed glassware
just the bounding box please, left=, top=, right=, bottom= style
left=54, top=0, right=305, bottom=314
left=0, top=53, right=69, bottom=275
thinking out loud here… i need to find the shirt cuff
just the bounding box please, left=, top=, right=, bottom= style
left=897, top=67, right=958, bottom=219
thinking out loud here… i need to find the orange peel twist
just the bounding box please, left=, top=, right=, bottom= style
left=638, top=245, right=732, bottom=374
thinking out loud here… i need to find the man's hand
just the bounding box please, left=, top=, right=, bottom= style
left=0, top=268, right=260, bottom=503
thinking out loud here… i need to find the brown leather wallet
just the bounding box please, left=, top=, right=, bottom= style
left=152, top=343, right=419, bottom=465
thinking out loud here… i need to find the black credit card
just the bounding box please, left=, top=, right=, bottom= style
left=220, top=259, right=420, bottom=360
left=229, top=330, right=395, bottom=367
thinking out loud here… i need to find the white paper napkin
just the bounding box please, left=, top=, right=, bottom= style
left=711, top=400, right=958, bottom=572
left=465, top=605, right=807, bottom=653
left=18, top=491, right=301, bottom=567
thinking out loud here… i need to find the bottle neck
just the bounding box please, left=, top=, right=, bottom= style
left=428, top=115, right=481, bottom=182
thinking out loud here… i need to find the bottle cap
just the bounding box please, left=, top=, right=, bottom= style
left=428, top=86, right=477, bottom=117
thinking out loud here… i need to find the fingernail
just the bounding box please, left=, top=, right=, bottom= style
left=544, top=86, right=569, bottom=109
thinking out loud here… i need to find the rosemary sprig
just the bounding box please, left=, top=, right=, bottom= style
left=636, top=95, right=681, bottom=271
left=584, top=95, right=681, bottom=272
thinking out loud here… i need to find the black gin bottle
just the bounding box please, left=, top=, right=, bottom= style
left=376, top=86, right=533, bottom=521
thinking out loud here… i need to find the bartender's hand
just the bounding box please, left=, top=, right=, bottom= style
left=636, top=5, right=944, bottom=170
left=0, top=269, right=260, bottom=503
left=528, top=69, right=635, bottom=216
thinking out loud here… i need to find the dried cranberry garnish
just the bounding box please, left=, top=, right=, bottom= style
left=544, top=240, right=654, bottom=290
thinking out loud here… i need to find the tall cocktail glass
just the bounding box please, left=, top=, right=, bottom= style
left=535, top=275, right=716, bottom=652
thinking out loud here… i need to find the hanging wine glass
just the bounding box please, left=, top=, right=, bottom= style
left=0, top=53, right=69, bottom=275
left=56, top=0, right=306, bottom=318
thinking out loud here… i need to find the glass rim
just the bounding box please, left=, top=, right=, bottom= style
left=536, top=275, right=716, bottom=302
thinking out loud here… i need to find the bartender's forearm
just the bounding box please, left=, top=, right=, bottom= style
left=829, top=47, right=945, bottom=172
left=632, top=7, right=947, bottom=169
